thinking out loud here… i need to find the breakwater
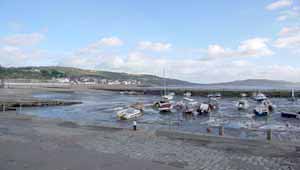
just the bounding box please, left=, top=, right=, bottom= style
left=3, top=82, right=297, bottom=98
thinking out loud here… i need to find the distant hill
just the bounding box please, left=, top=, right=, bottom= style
left=207, top=79, right=300, bottom=89
left=0, top=66, right=197, bottom=86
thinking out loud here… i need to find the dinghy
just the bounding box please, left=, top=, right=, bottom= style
left=117, top=108, right=143, bottom=120
left=281, top=112, right=300, bottom=119
left=236, top=99, right=249, bottom=110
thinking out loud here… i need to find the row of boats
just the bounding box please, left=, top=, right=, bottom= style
left=117, top=90, right=299, bottom=120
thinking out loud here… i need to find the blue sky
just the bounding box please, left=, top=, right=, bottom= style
left=0, top=0, right=299, bottom=83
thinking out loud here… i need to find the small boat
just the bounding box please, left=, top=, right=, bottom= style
left=262, top=99, right=276, bottom=112
left=184, top=92, right=192, bottom=97
left=240, top=93, right=248, bottom=97
left=236, top=99, right=249, bottom=110
left=281, top=112, right=300, bottom=119
left=162, top=94, right=174, bottom=100
left=254, top=104, right=270, bottom=116
left=288, top=88, right=297, bottom=101
left=116, top=107, right=143, bottom=120
left=208, top=93, right=222, bottom=99
left=254, top=93, right=267, bottom=102
left=182, top=100, right=198, bottom=114
left=183, top=97, right=194, bottom=102
left=155, top=100, right=172, bottom=112
left=197, top=103, right=213, bottom=115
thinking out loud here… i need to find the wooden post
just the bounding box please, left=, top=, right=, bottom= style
left=207, top=127, right=211, bottom=133
left=219, top=126, right=224, bottom=136
left=267, top=129, right=272, bottom=141
left=19, top=104, right=22, bottom=113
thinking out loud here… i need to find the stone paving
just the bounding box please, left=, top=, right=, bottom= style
left=0, top=112, right=299, bottom=170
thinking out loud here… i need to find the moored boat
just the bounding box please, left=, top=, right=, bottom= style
left=253, top=104, right=269, bottom=116
left=208, top=93, right=222, bottom=100
left=184, top=92, right=192, bottom=97
left=157, top=100, right=172, bottom=112
left=236, top=99, right=249, bottom=110
left=197, top=103, right=213, bottom=115
left=254, top=93, right=267, bottom=102
left=281, top=112, right=300, bottom=119
left=116, top=107, right=143, bottom=120
left=182, top=99, right=198, bottom=114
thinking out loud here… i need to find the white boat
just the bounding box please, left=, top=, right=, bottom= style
left=116, top=108, right=143, bottom=120
left=183, top=97, right=194, bottom=102
left=254, top=104, right=269, bottom=116
left=236, top=99, right=249, bottom=110
left=208, top=93, right=222, bottom=99
left=254, top=93, right=267, bottom=102
left=184, top=92, right=192, bottom=97
left=162, top=94, right=174, bottom=100
left=182, top=101, right=198, bottom=114
left=197, top=103, right=213, bottom=115
left=254, top=99, right=275, bottom=116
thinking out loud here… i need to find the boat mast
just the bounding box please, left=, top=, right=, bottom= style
left=292, top=88, right=295, bottom=98
left=163, top=68, right=167, bottom=96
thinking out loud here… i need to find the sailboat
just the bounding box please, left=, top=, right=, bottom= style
left=288, top=88, right=297, bottom=101
left=155, top=69, right=172, bottom=112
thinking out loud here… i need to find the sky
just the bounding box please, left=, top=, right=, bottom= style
left=0, top=0, right=300, bottom=83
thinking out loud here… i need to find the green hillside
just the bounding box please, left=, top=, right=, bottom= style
left=0, top=66, right=196, bottom=86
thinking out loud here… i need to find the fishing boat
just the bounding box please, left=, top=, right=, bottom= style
left=236, top=99, right=249, bottom=110
left=288, top=88, right=297, bottom=102
left=116, top=107, right=143, bottom=120
left=281, top=112, right=300, bottom=119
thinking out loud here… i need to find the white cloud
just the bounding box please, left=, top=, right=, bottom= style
left=276, top=5, right=300, bottom=21
left=275, top=26, right=300, bottom=48
left=0, top=45, right=50, bottom=66
left=1, top=32, right=44, bottom=46
left=205, top=38, right=273, bottom=60
left=266, top=0, right=293, bottom=11
left=138, top=41, right=172, bottom=52
left=278, top=26, right=300, bottom=36
left=277, top=15, right=288, bottom=21
left=98, top=37, right=123, bottom=46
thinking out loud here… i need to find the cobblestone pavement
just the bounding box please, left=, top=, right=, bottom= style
left=0, top=113, right=299, bottom=170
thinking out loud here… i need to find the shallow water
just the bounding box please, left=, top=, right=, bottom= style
left=21, top=90, right=300, bottom=140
